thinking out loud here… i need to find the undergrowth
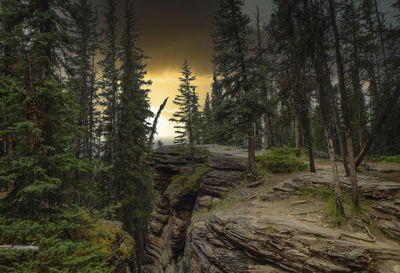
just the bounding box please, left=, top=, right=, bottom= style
left=297, top=187, right=368, bottom=224
left=0, top=207, right=116, bottom=273
left=368, top=155, right=400, bottom=165
left=256, top=147, right=308, bottom=174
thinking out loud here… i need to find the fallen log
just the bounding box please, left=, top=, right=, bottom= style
left=0, top=245, right=40, bottom=252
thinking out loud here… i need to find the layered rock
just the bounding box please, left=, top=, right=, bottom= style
left=275, top=173, right=400, bottom=242
left=143, top=146, right=400, bottom=273
left=185, top=211, right=400, bottom=273
left=143, top=145, right=245, bottom=273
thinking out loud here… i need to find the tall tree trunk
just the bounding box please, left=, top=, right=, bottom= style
left=328, top=0, right=359, bottom=208
left=87, top=50, right=96, bottom=206
left=294, top=111, right=302, bottom=158
left=247, top=124, right=258, bottom=177
left=302, top=108, right=316, bottom=173
left=350, top=0, right=364, bottom=152
left=135, top=225, right=144, bottom=273
left=311, top=41, right=345, bottom=216
left=263, top=113, right=270, bottom=151
left=332, top=97, right=350, bottom=176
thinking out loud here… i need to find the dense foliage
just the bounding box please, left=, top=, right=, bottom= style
left=0, top=0, right=153, bottom=271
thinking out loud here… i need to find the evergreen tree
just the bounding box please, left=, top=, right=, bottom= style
left=170, top=60, right=201, bottom=150
left=69, top=0, right=100, bottom=206
left=209, top=71, right=225, bottom=144
left=115, top=0, right=153, bottom=270
left=97, top=0, right=120, bottom=207
left=212, top=0, right=263, bottom=176
left=0, top=0, right=81, bottom=216
left=202, top=93, right=213, bottom=144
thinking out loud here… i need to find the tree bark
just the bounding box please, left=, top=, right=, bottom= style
left=310, top=26, right=345, bottom=215
left=294, top=112, right=302, bottom=158
left=328, top=0, right=359, bottom=208
left=302, top=108, right=316, bottom=173
left=332, top=97, right=350, bottom=176
left=263, top=113, right=270, bottom=151
left=350, top=0, right=364, bottom=152
left=247, top=125, right=259, bottom=177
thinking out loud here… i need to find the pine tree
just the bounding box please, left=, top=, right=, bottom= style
left=115, top=0, right=153, bottom=270
left=170, top=60, right=201, bottom=150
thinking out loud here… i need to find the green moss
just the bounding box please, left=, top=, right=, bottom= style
left=256, top=148, right=308, bottom=174
left=165, top=162, right=212, bottom=206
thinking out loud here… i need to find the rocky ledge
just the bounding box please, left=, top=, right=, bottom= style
left=143, top=145, right=400, bottom=273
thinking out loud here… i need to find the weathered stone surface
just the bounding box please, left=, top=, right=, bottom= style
left=275, top=172, right=400, bottom=201
left=143, top=145, right=247, bottom=273
left=143, top=146, right=400, bottom=273
left=184, top=212, right=400, bottom=273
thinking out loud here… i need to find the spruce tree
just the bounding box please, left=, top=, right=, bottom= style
left=69, top=0, right=100, bottom=206
left=97, top=0, right=120, bottom=207
left=202, top=93, right=213, bottom=144
left=115, top=0, right=153, bottom=270
left=170, top=60, right=201, bottom=150
left=0, top=0, right=81, bottom=216
left=212, top=0, right=262, bottom=176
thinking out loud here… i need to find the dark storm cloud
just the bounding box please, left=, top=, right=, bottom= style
left=92, top=0, right=217, bottom=75
left=93, top=0, right=275, bottom=76
left=133, top=0, right=218, bottom=75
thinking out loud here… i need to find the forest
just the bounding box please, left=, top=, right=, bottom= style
left=0, top=0, right=399, bottom=272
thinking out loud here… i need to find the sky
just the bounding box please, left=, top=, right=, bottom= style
left=93, top=0, right=275, bottom=142
left=93, top=0, right=397, bottom=142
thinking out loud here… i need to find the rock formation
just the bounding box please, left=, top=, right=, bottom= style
left=143, top=145, right=400, bottom=273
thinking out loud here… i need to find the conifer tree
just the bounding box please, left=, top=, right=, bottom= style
left=170, top=60, right=201, bottom=150
left=69, top=0, right=100, bottom=206
left=212, top=0, right=262, bottom=176
left=202, top=93, right=213, bottom=144
left=115, top=0, right=153, bottom=270
left=0, top=0, right=81, bottom=216
left=209, top=71, right=224, bottom=144
left=97, top=0, right=120, bottom=207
